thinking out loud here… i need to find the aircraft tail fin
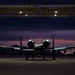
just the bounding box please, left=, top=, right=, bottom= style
left=52, top=35, right=56, bottom=60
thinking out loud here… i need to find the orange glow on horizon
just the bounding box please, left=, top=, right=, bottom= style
left=0, top=39, right=75, bottom=47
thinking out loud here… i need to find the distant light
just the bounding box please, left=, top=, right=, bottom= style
left=55, top=11, right=58, bottom=13
left=25, top=14, right=28, bottom=16
left=54, top=14, right=57, bottom=16
left=19, top=11, right=22, bottom=14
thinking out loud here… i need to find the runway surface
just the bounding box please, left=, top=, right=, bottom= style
left=0, top=58, right=75, bottom=75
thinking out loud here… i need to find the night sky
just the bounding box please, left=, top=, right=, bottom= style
left=0, top=0, right=75, bottom=48
left=0, top=0, right=74, bottom=5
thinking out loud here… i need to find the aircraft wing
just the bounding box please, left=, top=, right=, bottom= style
left=44, top=46, right=75, bottom=51
left=0, top=46, right=35, bottom=51
left=54, top=47, right=67, bottom=50
left=14, top=48, right=34, bottom=51
left=0, top=45, right=75, bottom=51
left=0, top=46, right=14, bottom=49
left=22, top=49, right=34, bottom=51
left=44, top=47, right=66, bottom=51
left=55, top=46, right=75, bottom=51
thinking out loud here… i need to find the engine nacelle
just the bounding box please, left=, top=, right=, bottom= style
left=42, top=39, right=51, bottom=48
left=27, top=39, right=35, bottom=48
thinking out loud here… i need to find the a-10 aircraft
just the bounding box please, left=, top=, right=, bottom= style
left=0, top=36, right=75, bottom=60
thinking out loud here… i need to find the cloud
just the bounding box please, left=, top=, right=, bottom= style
left=47, top=30, right=75, bottom=40
left=0, top=30, right=75, bottom=41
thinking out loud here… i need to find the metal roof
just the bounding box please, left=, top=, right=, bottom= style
left=0, top=5, right=75, bottom=17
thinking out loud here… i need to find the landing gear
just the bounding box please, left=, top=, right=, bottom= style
left=52, top=50, right=56, bottom=60
left=25, top=51, right=29, bottom=60
left=32, top=51, right=34, bottom=60
left=26, top=55, right=29, bottom=60
left=43, top=50, right=45, bottom=60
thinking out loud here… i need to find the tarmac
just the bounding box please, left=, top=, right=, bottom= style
left=0, top=58, right=75, bottom=75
